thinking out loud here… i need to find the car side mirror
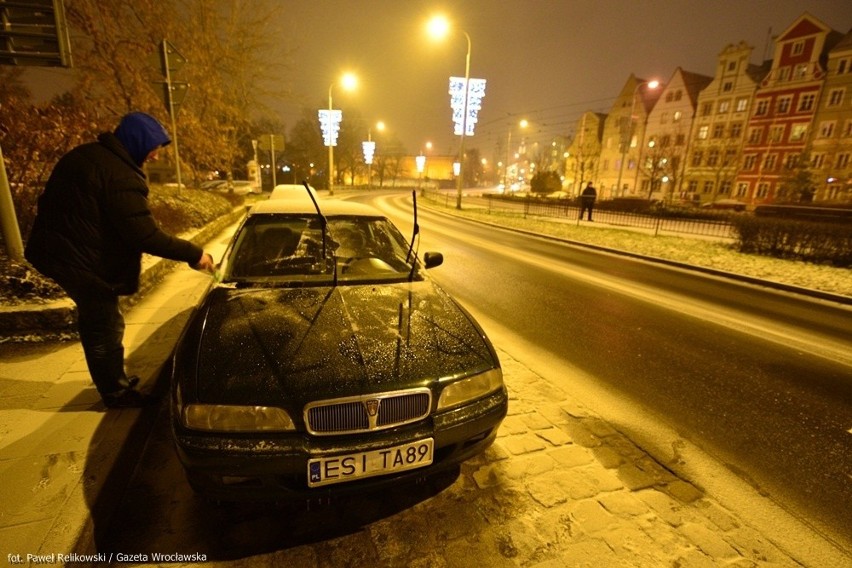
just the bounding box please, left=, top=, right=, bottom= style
left=423, top=252, right=443, bottom=269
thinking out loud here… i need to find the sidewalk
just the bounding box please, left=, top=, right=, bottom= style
left=0, top=212, right=848, bottom=566
left=0, top=218, right=240, bottom=562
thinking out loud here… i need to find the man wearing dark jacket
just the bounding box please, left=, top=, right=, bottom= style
left=25, top=112, right=215, bottom=408
left=579, top=181, right=597, bottom=221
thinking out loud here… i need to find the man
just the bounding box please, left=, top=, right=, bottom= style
left=25, top=112, right=215, bottom=408
left=580, top=181, right=597, bottom=221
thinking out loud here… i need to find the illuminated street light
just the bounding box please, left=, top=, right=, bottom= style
left=324, top=72, right=357, bottom=196
left=615, top=78, right=660, bottom=197
left=503, top=118, right=528, bottom=189
left=363, top=120, right=385, bottom=189
left=428, top=14, right=472, bottom=210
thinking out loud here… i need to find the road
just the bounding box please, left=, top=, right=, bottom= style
left=364, top=190, right=852, bottom=548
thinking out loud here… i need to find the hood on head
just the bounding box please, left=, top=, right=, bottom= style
left=114, top=112, right=171, bottom=166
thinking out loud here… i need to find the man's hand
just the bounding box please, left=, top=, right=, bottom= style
left=192, top=252, right=216, bottom=273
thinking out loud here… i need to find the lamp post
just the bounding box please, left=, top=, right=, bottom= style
left=327, top=73, right=357, bottom=196
left=615, top=79, right=659, bottom=197
left=428, top=15, right=471, bottom=210
left=503, top=118, right=528, bottom=190
left=365, top=121, right=384, bottom=189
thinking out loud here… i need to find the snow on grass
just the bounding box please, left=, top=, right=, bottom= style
left=434, top=206, right=852, bottom=299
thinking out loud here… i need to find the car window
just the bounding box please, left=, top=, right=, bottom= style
left=223, top=214, right=421, bottom=284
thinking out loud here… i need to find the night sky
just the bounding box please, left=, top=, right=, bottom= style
left=22, top=0, right=851, bottom=157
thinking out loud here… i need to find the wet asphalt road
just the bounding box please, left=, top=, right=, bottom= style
left=371, top=192, right=852, bottom=544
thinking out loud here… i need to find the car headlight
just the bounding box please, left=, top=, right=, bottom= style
left=437, top=368, right=504, bottom=411
left=182, top=404, right=296, bottom=432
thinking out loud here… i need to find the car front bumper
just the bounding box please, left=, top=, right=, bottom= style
left=173, top=389, right=508, bottom=501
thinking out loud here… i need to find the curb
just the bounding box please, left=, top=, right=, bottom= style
left=421, top=203, right=852, bottom=306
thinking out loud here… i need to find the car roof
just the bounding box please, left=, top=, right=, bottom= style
left=248, top=198, right=385, bottom=218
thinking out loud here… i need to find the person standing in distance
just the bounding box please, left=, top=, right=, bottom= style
left=579, top=181, right=597, bottom=221
left=25, top=112, right=215, bottom=408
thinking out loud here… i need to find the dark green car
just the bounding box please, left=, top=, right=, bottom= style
left=170, top=198, right=507, bottom=501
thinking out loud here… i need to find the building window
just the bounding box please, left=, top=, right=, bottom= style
left=707, top=149, right=720, bottom=166
left=688, top=180, right=699, bottom=192
left=724, top=149, right=737, bottom=166
left=718, top=100, right=730, bottom=113
left=777, top=96, right=792, bottom=114
left=674, top=90, right=683, bottom=101
left=723, top=81, right=733, bottom=92
left=692, top=151, right=703, bottom=167
left=769, top=125, right=784, bottom=143
left=827, top=89, right=844, bottom=107
left=747, top=127, right=762, bottom=144
left=843, top=120, right=852, bottom=138
left=698, top=125, right=709, bottom=139
left=778, top=67, right=791, bottom=82
left=789, top=124, right=808, bottom=142
left=810, top=153, right=825, bottom=169
left=837, top=153, right=851, bottom=169
left=712, top=124, right=725, bottom=138
left=826, top=185, right=842, bottom=200
left=785, top=154, right=799, bottom=169
left=736, top=182, right=748, bottom=197
left=730, top=122, right=742, bottom=138
left=676, top=134, right=685, bottom=146
left=736, top=98, right=749, bottom=112
left=755, top=99, right=769, bottom=115
left=673, top=111, right=682, bottom=122
left=818, top=121, right=836, bottom=138
left=719, top=181, right=732, bottom=195
left=703, top=181, right=714, bottom=194
left=660, top=135, right=671, bottom=147
left=798, top=93, right=816, bottom=112
left=791, top=41, right=804, bottom=56
left=743, top=154, right=758, bottom=170
left=660, top=111, right=669, bottom=124
left=727, top=61, right=736, bottom=72
left=839, top=58, right=849, bottom=74
left=764, top=154, right=777, bottom=171
left=756, top=183, right=770, bottom=198
left=794, top=63, right=808, bottom=79
left=701, top=102, right=713, bottom=116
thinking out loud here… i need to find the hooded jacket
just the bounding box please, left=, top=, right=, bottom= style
left=25, top=113, right=203, bottom=296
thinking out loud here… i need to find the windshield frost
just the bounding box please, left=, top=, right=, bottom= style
left=222, top=214, right=420, bottom=284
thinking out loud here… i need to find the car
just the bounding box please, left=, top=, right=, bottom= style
left=270, top=183, right=318, bottom=201
left=169, top=197, right=507, bottom=501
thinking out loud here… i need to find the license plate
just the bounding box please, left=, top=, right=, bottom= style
left=307, top=438, right=434, bottom=488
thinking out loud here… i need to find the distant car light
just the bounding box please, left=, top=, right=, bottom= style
left=183, top=404, right=296, bottom=432
left=437, top=368, right=504, bottom=410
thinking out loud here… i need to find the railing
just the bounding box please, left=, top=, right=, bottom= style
left=420, top=188, right=738, bottom=240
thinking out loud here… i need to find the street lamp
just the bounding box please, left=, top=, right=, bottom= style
left=327, top=72, right=357, bottom=196
left=427, top=14, right=471, bottom=210
left=615, top=78, right=659, bottom=197
left=365, top=120, right=384, bottom=189
left=503, top=118, right=528, bottom=190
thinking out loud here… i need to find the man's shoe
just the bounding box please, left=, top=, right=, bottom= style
left=117, top=375, right=140, bottom=389
left=103, top=387, right=157, bottom=409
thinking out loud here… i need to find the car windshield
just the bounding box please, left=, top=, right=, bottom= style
left=222, top=213, right=422, bottom=285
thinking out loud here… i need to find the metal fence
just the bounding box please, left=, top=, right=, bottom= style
left=422, top=189, right=737, bottom=240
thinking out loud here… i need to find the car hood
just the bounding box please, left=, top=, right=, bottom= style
left=191, top=282, right=497, bottom=405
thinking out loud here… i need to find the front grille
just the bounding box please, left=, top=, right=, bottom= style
left=305, top=388, right=431, bottom=436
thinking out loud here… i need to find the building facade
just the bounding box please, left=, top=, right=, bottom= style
left=640, top=67, right=712, bottom=201
left=734, top=13, right=843, bottom=204
left=597, top=75, right=663, bottom=198
left=807, top=28, right=852, bottom=203
left=685, top=42, right=770, bottom=204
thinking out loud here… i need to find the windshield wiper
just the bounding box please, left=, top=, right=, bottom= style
left=302, top=180, right=337, bottom=286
